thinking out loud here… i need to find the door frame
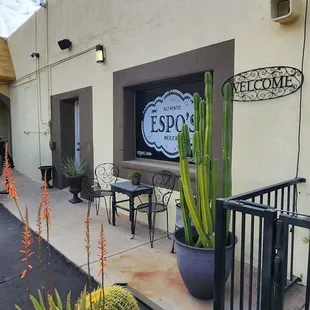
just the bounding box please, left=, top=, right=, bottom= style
left=74, top=99, right=80, bottom=163
left=50, top=87, right=93, bottom=195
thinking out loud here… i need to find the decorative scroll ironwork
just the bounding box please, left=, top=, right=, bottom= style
left=222, top=66, right=304, bottom=102
left=152, top=170, right=176, bottom=205
left=95, top=163, right=119, bottom=190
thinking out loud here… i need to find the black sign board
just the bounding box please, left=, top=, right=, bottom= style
left=135, top=75, right=204, bottom=162
left=222, top=66, right=304, bottom=102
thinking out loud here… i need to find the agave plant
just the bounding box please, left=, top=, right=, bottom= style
left=177, top=71, right=233, bottom=248
left=61, top=157, right=88, bottom=178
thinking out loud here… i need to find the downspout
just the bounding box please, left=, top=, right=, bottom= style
left=46, top=1, right=50, bottom=124
left=34, top=11, right=42, bottom=166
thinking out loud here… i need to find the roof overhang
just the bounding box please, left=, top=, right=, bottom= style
left=0, top=38, right=16, bottom=82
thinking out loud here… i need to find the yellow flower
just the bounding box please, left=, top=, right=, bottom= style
left=85, top=288, right=103, bottom=309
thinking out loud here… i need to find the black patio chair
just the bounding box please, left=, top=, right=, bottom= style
left=84, top=177, right=107, bottom=219
left=85, top=163, right=119, bottom=223
left=171, top=198, right=180, bottom=254
left=95, top=163, right=119, bottom=191
left=134, top=170, right=176, bottom=248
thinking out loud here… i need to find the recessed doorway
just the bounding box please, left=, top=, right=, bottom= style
left=0, top=93, right=12, bottom=154
left=51, top=87, right=93, bottom=197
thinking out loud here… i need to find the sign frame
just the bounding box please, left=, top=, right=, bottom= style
left=222, top=66, right=304, bottom=102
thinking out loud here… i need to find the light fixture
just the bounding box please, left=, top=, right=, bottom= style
left=96, top=44, right=105, bottom=63
left=31, top=52, right=40, bottom=58
left=271, top=0, right=300, bottom=23
left=40, top=0, right=47, bottom=8
left=58, top=39, right=72, bottom=50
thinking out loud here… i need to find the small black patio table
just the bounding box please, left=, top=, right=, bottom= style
left=111, top=181, right=153, bottom=238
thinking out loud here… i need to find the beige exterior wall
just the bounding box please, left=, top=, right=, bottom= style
left=7, top=0, right=310, bottom=280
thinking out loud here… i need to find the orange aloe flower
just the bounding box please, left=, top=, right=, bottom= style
left=2, top=143, right=24, bottom=222
left=85, top=213, right=91, bottom=257
left=41, top=172, right=52, bottom=228
left=98, top=223, right=108, bottom=278
left=85, top=212, right=93, bottom=307
left=37, top=202, right=43, bottom=244
left=2, top=143, right=18, bottom=201
left=20, top=205, right=34, bottom=279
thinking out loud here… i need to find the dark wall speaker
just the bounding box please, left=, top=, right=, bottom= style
left=58, top=39, right=72, bottom=50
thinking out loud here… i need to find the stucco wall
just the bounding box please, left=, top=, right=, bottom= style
left=7, top=0, right=310, bottom=280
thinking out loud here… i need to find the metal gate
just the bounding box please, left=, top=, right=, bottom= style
left=274, top=213, right=310, bottom=310
left=214, top=178, right=307, bottom=310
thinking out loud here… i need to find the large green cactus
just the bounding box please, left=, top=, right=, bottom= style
left=177, top=72, right=233, bottom=248
left=76, top=285, right=140, bottom=310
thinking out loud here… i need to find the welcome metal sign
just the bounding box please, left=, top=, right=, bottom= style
left=222, top=66, right=304, bottom=102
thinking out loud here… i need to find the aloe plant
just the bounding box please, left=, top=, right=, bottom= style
left=177, top=71, right=233, bottom=248
left=15, top=289, right=72, bottom=310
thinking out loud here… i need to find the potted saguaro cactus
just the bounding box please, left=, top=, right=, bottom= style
left=172, top=72, right=237, bottom=300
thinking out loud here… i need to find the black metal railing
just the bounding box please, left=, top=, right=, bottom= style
left=214, top=177, right=306, bottom=310
left=231, top=177, right=306, bottom=290
left=274, top=213, right=310, bottom=310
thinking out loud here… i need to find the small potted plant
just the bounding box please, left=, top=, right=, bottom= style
left=61, top=157, right=88, bottom=204
left=129, top=170, right=142, bottom=185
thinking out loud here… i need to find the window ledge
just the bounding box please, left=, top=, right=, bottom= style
left=122, top=159, right=196, bottom=179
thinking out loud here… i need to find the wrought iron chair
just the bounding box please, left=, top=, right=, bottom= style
left=171, top=199, right=181, bottom=254
left=85, top=163, right=119, bottom=223
left=134, top=170, right=176, bottom=248
left=84, top=177, right=105, bottom=217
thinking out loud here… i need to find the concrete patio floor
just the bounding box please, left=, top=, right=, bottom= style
left=0, top=171, right=208, bottom=309
left=0, top=171, right=307, bottom=309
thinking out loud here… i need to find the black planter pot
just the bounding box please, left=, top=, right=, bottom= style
left=68, top=177, right=83, bottom=204
left=131, top=176, right=141, bottom=185
left=173, top=226, right=237, bottom=300
left=38, top=166, right=53, bottom=188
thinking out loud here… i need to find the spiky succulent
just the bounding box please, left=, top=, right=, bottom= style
left=61, top=157, right=88, bottom=178
left=76, top=285, right=140, bottom=310
left=177, top=71, right=233, bottom=248
left=15, top=289, right=72, bottom=310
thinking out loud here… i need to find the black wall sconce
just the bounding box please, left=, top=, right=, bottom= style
left=40, top=0, right=47, bottom=8
left=96, top=44, right=105, bottom=63
left=58, top=39, right=72, bottom=50
left=31, top=52, right=40, bottom=58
